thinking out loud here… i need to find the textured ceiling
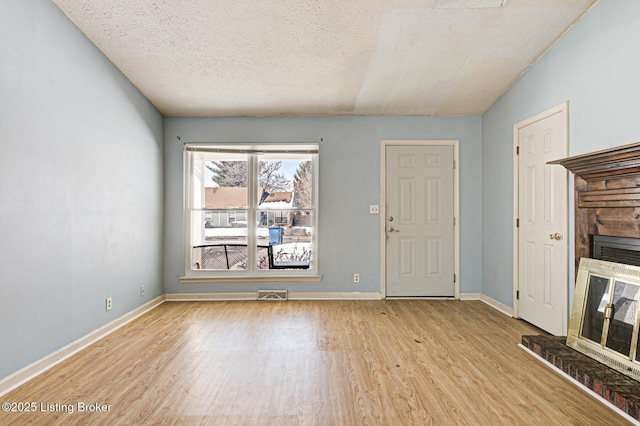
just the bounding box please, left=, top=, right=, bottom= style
left=52, top=0, right=598, bottom=116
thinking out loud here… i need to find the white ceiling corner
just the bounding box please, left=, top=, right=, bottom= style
left=51, top=0, right=599, bottom=116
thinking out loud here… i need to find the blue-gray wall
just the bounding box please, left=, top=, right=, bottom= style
left=164, top=116, right=482, bottom=295
left=482, top=0, right=640, bottom=307
left=0, top=0, right=164, bottom=379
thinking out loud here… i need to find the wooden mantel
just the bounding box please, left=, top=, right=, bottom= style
left=549, top=141, right=640, bottom=271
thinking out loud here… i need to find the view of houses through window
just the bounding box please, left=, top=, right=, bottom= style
left=185, top=144, right=317, bottom=274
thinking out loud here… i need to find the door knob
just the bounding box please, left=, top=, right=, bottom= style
left=387, top=226, right=400, bottom=233
left=549, top=233, right=562, bottom=240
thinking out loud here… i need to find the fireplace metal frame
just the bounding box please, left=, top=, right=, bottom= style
left=567, top=257, right=640, bottom=381
left=550, top=142, right=640, bottom=384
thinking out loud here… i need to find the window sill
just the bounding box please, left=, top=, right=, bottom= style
left=180, top=275, right=322, bottom=283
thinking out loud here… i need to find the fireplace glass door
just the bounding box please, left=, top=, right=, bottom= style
left=606, top=280, right=640, bottom=356
left=567, top=258, right=640, bottom=381
left=580, top=275, right=609, bottom=344
left=580, top=275, right=640, bottom=357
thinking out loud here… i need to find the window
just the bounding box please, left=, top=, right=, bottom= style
left=184, top=143, right=318, bottom=277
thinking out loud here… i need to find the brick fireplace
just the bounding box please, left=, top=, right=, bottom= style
left=548, top=141, right=640, bottom=269
left=522, top=141, right=640, bottom=421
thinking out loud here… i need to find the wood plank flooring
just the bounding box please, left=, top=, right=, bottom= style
left=0, top=300, right=631, bottom=425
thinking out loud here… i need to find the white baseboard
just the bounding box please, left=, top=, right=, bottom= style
left=460, top=292, right=482, bottom=300
left=165, top=292, right=383, bottom=301
left=480, top=294, right=514, bottom=317
left=165, top=292, right=256, bottom=301
left=0, top=295, right=165, bottom=397
left=290, top=292, right=382, bottom=300
left=166, top=293, right=514, bottom=308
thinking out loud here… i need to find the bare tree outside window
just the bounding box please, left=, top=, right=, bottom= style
left=258, top=161, right=291, bottom=192
left=206, top=161, right=290, bottom=192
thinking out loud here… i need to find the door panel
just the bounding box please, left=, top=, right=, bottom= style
left=425, top=237, right=442, bottom=276
left=399, top=237, right=415, bottom=277
left=386, top=145, right=454, bottom=297
left=426, top=177, right=442, bottom=223
left=399, top=178, right=415, bottom=223
left=517, top=107, right=568, bottom=336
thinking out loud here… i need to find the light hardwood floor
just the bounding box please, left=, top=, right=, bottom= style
left=0, top=300, right=631, bottom=425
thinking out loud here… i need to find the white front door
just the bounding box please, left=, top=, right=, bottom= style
left=516, top=103, right=569, bottom=336
left=385, top=144, right=455, bottom=297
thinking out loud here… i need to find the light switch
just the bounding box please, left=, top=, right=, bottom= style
left=370, top=205, right=379, bottom=214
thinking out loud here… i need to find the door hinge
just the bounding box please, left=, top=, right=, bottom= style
left=453, top=217, right=456, bottom=226
left=453, top=160, right=456, bottom=169
left=516, top=290, right=520, bottom=300
left=516, top=146, right=520, bottom=155
left=516, top=218, right=519, bottom=228
left=454, top=274, right=456, bottom=283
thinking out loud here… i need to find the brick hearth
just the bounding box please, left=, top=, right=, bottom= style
left=521, top=335, right=640, bottom=420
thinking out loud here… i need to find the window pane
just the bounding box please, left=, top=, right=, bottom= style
left=258, top=154, right=313, bottom=209
left=191, top=210, right=248, bottom=270
left=202, top=153, right=248, bottom=209
left=257, top=210, right=313, bottom=270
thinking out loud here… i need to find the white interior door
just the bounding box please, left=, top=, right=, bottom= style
left=516, top=104, right=568, bottom=336
left=385, top=145, right=455, bottom=297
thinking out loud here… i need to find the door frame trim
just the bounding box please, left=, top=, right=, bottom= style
left=512, top=101, right=569, bottom=324
left=380, top=140, right=460, bottom=299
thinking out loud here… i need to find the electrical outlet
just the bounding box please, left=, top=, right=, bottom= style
left=106, top=297, right=112, bottom=311
left=140, top=286, right=145, bottom=297
left=354, top=273, right=360, bottom=283
left=369, top=205, right=379, bottom=214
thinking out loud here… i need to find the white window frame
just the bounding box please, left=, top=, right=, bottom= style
left=182, top=142, right=319, bottom=281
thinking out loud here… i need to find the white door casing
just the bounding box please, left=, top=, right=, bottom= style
left=382, top=141, right=458, bottom=297
left=514, top=102, right=569, bottom=336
